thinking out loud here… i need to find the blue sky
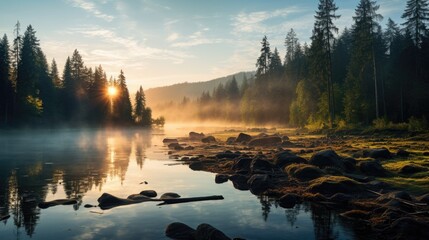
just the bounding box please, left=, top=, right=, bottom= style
left=0, top=0, right=406, bottom=92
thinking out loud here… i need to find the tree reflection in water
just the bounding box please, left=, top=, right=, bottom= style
left=0, top=129, right=151, bottom=237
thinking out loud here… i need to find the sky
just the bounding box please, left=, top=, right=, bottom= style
left=0, top=0, right=406, bottom=93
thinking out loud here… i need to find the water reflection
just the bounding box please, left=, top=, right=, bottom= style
left=0, top=129, right=152, bottom=237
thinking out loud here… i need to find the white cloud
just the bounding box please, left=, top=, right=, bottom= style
left=69, top=0, right=115, bottom=22
left=166, top=33, right=180, bottom=42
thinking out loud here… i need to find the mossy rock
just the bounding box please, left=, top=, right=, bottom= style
left=307, top=176, right=363, bottom=196
left=285, top=164, right=325, bottom=181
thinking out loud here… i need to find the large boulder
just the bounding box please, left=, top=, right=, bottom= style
left=247, top=174, right=271, bottom=195
left=285, top=164, right=324, bottom=181
left=165, top=222, right=196, bottom=240
left=195, top=223, right=231, bottom=240
left=309, top=150, right=344, bottom=170
left=276, top=154, right=307, bottom=168
left=359, top=160, right=389, bottom=177
left=97, top=193, right=139, bottom=210
left=160, top=192, right=181, bottom=200
left=235, top=133, right=252, bottom=143
left=364, top=148, right=392, bottom=159
left=139, top=190, right=157, bottom=198
left=307, top=176, right=363, bottom=196
left=189, top=132, right=205, bottom=140
left=248, top=136, right=282, bottom=147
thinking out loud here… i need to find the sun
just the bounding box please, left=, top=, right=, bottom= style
left=107, top=86, right=118, bottom=97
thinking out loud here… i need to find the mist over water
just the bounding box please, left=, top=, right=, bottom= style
left=0, top=127, right=360, bottom=239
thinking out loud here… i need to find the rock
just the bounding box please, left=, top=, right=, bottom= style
left=232, top=157, right=252, bottom=172
left=399, top=164, right=426, bottom=174
left=216, top=152, right=240, bottom=159
left=140, top=190, right=157, bottom=198
left=364, top=148, right=392, bottom=159
left=168, top=143, right=184, bottom=150
left=189, top=132, right=205, bottom=140
left=229, top=174, right=250, bottom=191
left=202, top=136, right=216, bottom=143
left=127, top=194, right=151, bottom=201
left=359, top=160, right=389, bottom=177
left=342, top=157, right=357, bottom=173
left=184, top=146, right=195, bottom=150
left=307, top=176, right=362, bottom=196
left=281, top=141, right=296, bottom=148
left=417, top=193, right=429, bottom=204
left=160, top=193, right=181, bottom=200
left=215, top=174, right=229, bottom=184
left=285, top=164, right=324, bottom=181
left=397, top=149, right=410, bottom=157
left=279, top=193, right=302, bottom=208
left=281, top=136, right=289, bottom=141
left=382, top=217, right=429, bottom=240
left=165, top=222, right=196, bottom=240
left=275, top=155, right=307, bottom=168
left=0, top=214, right=10, bottom=221
left=84, top=204, right=96, bottom=208
left=189, top=161, right=204, bottom=171
left=247, top=174, right=271, bottom=195
left=248, top=136, right=282, bottom=147
left=250, top=158, right=274, bottom=173
left=366, top=180, right=390, bottom=191
left=38, top=199, right=78, bottom=209
left=226, top=137, right=236, bottom=144
left=195, top=223, right=231, bottom=240
left=309, top=150, right=344, bottom=170
left=163, top=138, right=178, bottom=144
left=97, top=193, right=136, bottom=210
left=235, top=133, right=252, bottom=143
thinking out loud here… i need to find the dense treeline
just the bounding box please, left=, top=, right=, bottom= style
left=0, top=23, right=158, bottom=128
left=171, top=0, right=429, bottom=128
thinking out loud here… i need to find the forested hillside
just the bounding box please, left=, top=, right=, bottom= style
left=155, top=0, right=429, bottom=128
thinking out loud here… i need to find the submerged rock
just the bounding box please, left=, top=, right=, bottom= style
left=195, top=223, right=232, bottom=240
left=165, top=222, right=196, bottom=240
left=215, top=174, right=230, bottom=184
left=160, top=192, right=181, bottom=200
left=38, top=199, right=78, bottom=209
left=229, top=174, right=250, bottom=191
left=98, top=193, right=136, bottom=210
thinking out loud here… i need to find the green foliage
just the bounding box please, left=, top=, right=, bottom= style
left=408, top=116, right=428, bottom=131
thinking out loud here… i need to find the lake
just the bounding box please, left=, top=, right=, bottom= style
left=0, top=127, right=361, bottom=239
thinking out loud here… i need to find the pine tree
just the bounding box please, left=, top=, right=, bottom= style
left=269, top=47, right=283, bottom=75
left=36, top=48, right=56, bottom=123
left=88, top=65, right=108, bottom=123
left=16, top=25, right=42, bottom=121
left=285, top=29, right=298, bottom=64
left=256, top=36, right=271, bottom=77
left=402, top=0, right=429, bottom=48
left=226, top=76, right=240, bottom=101
left=314, top=0, right=341, bottom=127
left=11, top=21, right=21, bottom=87
left=0, top=34, right=14, bottom=125
left=115, top=70, right=133, bottom=124
left=50, top=59, right=61, bottom=87
left=62, top=57, right=73, bottom=120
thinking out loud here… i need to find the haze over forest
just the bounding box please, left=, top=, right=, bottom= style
left=1, top=0, right=429, bottom=128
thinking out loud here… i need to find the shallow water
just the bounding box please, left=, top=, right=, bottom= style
left=0, top=128, right=361, bottom=240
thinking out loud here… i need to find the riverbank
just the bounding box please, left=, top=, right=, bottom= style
left=164, top=128, right=429, bottom=240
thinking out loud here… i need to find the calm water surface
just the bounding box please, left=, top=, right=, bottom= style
left=0, top=128, right=361, bottom=240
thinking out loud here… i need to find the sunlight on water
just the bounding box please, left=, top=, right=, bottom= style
left=0, top=128, right=359, bottom=240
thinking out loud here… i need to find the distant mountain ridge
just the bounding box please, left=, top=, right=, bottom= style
left=145, top=71, right=254, bottom=106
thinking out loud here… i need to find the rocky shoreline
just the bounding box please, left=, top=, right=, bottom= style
left=164, top=130, right=429, bottom=240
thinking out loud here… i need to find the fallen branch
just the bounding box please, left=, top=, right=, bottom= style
left=158, top=195, right=224, bottom=205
